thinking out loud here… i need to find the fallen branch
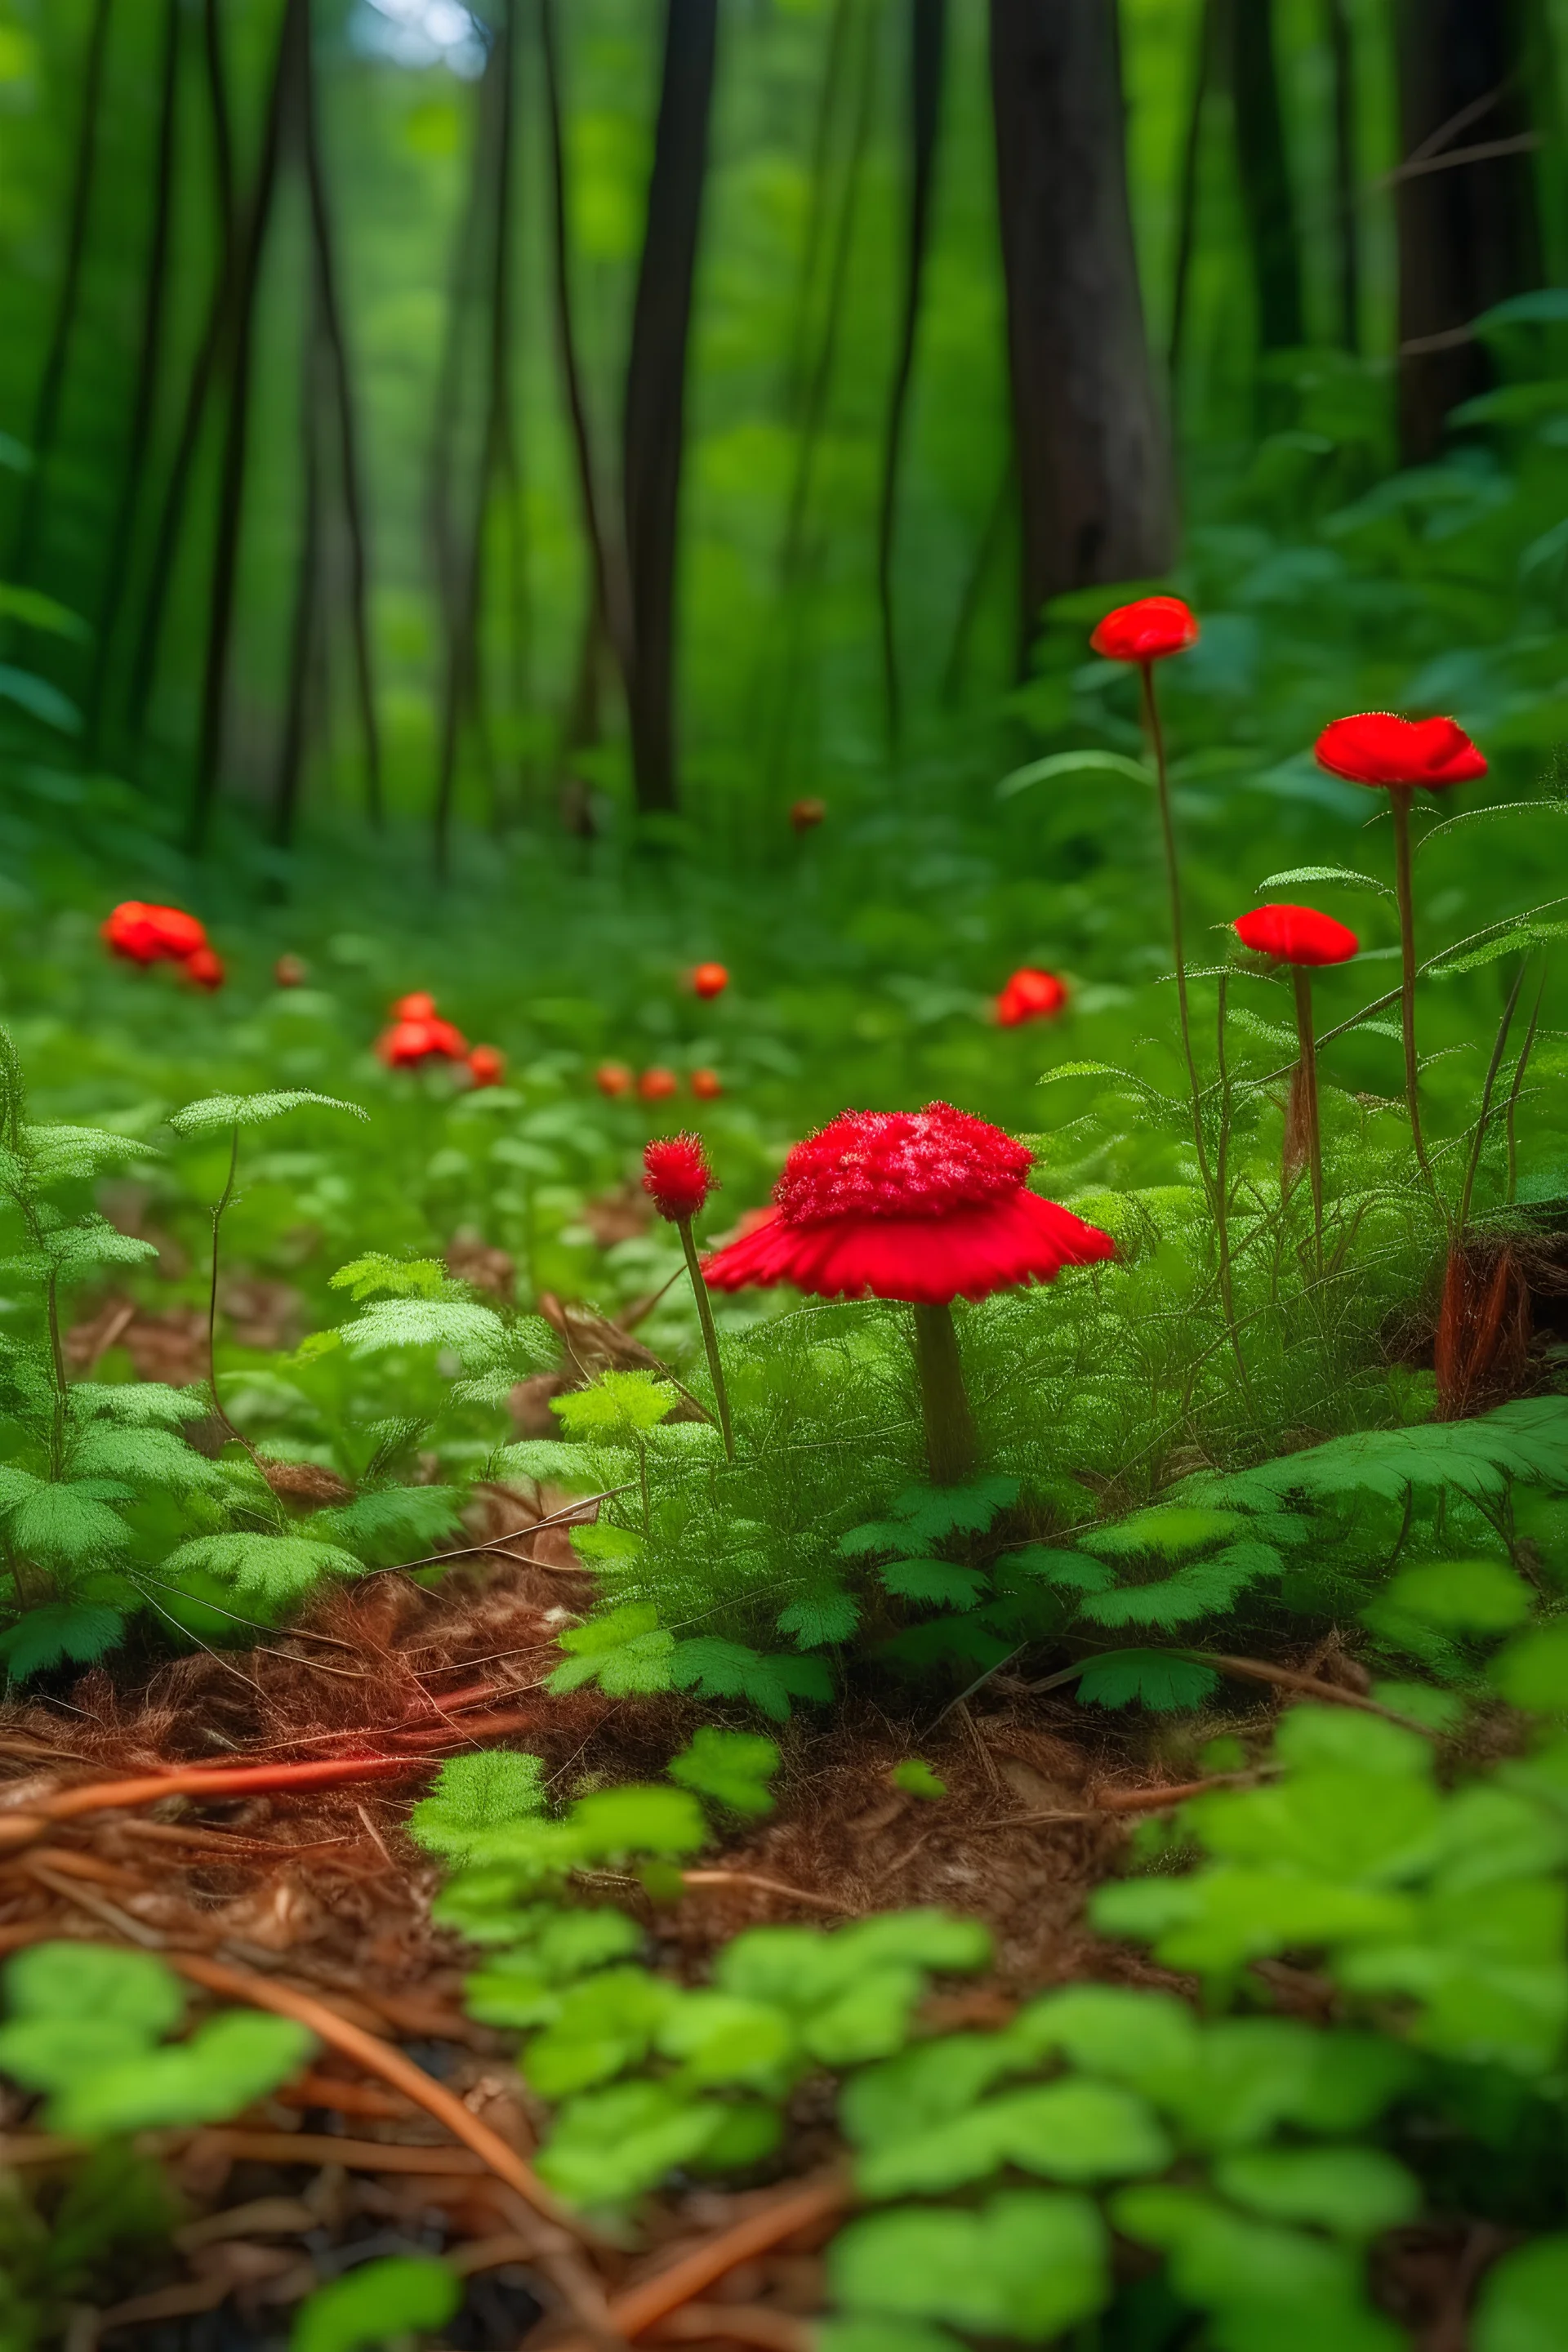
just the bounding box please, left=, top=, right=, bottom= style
left=0, top=1753, right=428, bottom=1851
left=602, top=2176, right=850, bottom=2342
left=1194, top=1653, right=1437, bottom=1733
left=679, top=1869, right=853, bottom=1915
left=165, top=1953, right=584, bottom=2234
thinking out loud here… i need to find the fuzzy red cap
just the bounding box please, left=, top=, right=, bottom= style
left=639, top=1067, right=679, bottom=1102
left=1089, top=595, right=1199, bottom=665
left=644, top=1133, right=716, bottom=1223
left=595, top=1062, right=633, bottom=1098
left=692, top=962, right=729, bottom=1000
left=102, top=902, right=208, bottom=966
left=377, top=1016, right=469, bottom=1069
left=702, top=1102, right=1114, bottom=1307
left=1233, top=905, right=1358, bottom=968
left=1314, top=712, right=1486, bottom=791
left=183, top=945, right=225, bottom=991
left=996, top=967, right=1068, bottom=1026
left=468, top=1045, right=506, bottom=1088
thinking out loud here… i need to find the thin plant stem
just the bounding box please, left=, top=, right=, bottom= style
left=677, top=1219, right=735, bottom=1461
left=1140, top=660, right=1214, bottom=1205
left=1213, top=973, right=1254, bottom=1399
left=206, top=1125, right=256, bottom=1457
left=1389, top=785, right=1435, bottom=1184
left=1505, top=964, right=1547, bottom=1202
left=1457, top=959, right=1526, bottom=1235
left=1291, top=964, right=1323, bottom=1272
left=911, top=1302, right=978, bottom=1486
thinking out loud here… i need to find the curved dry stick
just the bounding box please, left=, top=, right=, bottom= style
left=166, top=1952, right=581, bottom=2234
left=0, top=1753, right=425, bottom=1851
left=605, top=2176, right=849, bottom=2341
left=679, top=1869, right=851, bottom=1914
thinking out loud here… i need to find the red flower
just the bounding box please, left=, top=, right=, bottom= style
left=691, top=962, right=729, bottom=1000
left=468, top=1045, right=506, bottom=1088
left=393, top=991, right=439, bottom=1021
left=595, top=1062, right=633, bottom=1098
left=183, top=946, right=225, bottom=991
left=102, top=902, right=208, bottom=967
left=274, top=954, right=306, bottom=987
left=1314, top=712, right=1486, bottom=791
left=643, top=1133, right=716, bottom=1223
left=1089, top=595, right=1199, bottom=665
left=791, top=798, right=826, bottom=834
left=690, top=1067, right=724, bottom=1099
left=1233, top=905, right=1358, bottom=969
left=639, top=1067, right=679, bottom=1102
left=702, top=1102, right=1115, bottom=1307
left=996, top=967, right=1068, bottom=1027
left=376, top=1016, right=468, bottom=1069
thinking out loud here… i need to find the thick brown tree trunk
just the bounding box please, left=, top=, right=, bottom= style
left=1395, top=0, right=1542, bottom=463
left=621, top=0, right=718, bottom=817
left=988, top=0, right=1174, bottom=671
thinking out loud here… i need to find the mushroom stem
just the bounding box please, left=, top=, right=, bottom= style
left=1290, top=965, right=1323, bottom=1275
left=912, top=1303, right=979, bottom=1486
left=676, top=1218, right=736, bottom=1462
left=1389, top=785, right=1433, bottom=1183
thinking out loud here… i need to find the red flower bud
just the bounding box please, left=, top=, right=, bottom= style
left=274, top=954, right=306, bottom=987
left=643, top=1133, right=716, bottom=1223
left=691, top=962, right=729, bottom=1000
left=102, top=902, right=208, bottom=967
left=183, top=946, right=225, bottom=991
left=1233, top=905, right=1358, bottom=968
left=996, top=967, right=1067, bottom=1027
left=690, top=1067, right=724, bottom=1099
left=394, top=991, right=438, bottom=1021
left=1313, top=711, right=1486, bottom=791
left=595, top=1062, right=633, bottom=1098
left=638, top=1067, right=679, bottom=1102
left=376, top=1016, right=469, bottom=1069
left=1089, top=595, right=1199, bottom=665
left=468, top=1045, right=506, bottom=1087
left=790, top=797, right=826, bottom=834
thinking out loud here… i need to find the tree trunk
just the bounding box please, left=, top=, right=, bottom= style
left=1395, top=0, right=1542, bottom=463
left=1324, top=0, right=1360, bottom=351
left=621, top=0, right=718, bottom=817
left=878, top=0, right=947, bottom=746
left=1229, top=0, right=1303, bottom=351
left=988, top=0, right=1174, bottom=670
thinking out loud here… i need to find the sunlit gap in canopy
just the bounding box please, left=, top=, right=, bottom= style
left=350, top=0, right=489, bottom=78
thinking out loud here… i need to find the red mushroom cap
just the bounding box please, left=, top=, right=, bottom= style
left=691, top=962, right=729, bottom=1000
left=643, top=1133, right=716, bottom=1223
left=639, top=1067, right=679, bottom=1102
left=394, top=991, right=439, bottom=1021
left=1314, top=712, right=1486, bottom=791
left=690, top=1067, right=724, bottom=1099
left=996, top=967, right=1068, bottom=1026
left=102, top=902, right=208, bottom=965
left=595, top=1062, right=633, bottom=1098
left=468, top=1044, right=506, bottom=1087
left=377, top=1016, right=469, bottom=1068
left=702, top=1102, right=1114, bottom=1307
left=1233, top=905, right=1358, bottom=969
left=183, top=945, right=225, bottom=991
left=1089, top=595, right=1199, bottom=665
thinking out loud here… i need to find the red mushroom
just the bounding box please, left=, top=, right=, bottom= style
left=703, top=1103, right=1113, bottom=1485
left=639, top=1067, right=679, bottom=1102
left=996, top=967, right=1067, bottom=1027
left=376, top=1016, right=469, bottom=1070
left=691, top=962, right=729, bottom=1000
left=1233, top=905, right=1358, bottom=1267
left=1089, top=595, right=1199, bottom=666
left=468, top=1045, right=506, bottom=1088
left=182, top=946, right=225, bottom=992
left=102, top=902, right=208, bottom=969
left=595, top=1062, right=633, bottom=1098
left=690, top=1067, right=724, bottom=1099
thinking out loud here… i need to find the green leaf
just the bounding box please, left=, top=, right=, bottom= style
left=336, top=1298, right=509, bottom=1369
left=1078, top=1547, right=1275, bottom=1630
left=1254, top=864, right=1392, bottom=899
left=819, top=2325, right=964, bottom=2352
left=0, top=1601, right=124, bottom=1679
left=828, top=2189, right=1110, bottom=2342
left=524, top=1966, right=679, bottom=2098
left=328, top=1254, right=447, bottom=1301
left=1473, top=2236, right=1568, bottom=2352
left=1428, top=919, right=1568, bottom=980
left=878, top=1557, right=987, bottom=1610
left=777, top=1590, right=860, bottom=1646
left=569, top=1784, right=708, bottom=1860
left=892, top=1758, right=947, bottom=1800
left=548, top=1603, right=675, bottom=1697
left=536, top=2079, right=730, bottom=2207
left=668, top=1639, right=834, bottom=1720
left=1494, top=1622, right=1568, bottom=1713
left=311, top=1486, right=463, bottom=1564
left=409, top=1751, right=548, bottom=1860
left=654, top=1990, right=795, bottom=2087
left=1383, top=1557, right=1534, bottom=1634
left=292, top=2257, right=461, bottom=2352
left=51, top=2011, right=313, bottom=2136
left=169, top=1089, right=366, bottom=1135
left=72, top=1381, right=200, bottom=1429
left=855, top=2078, right=1171, bottom=2198
left=1214, top=2146, right=1421, bottom=2238
left=1076, top=1650, right=1221, bottom=1710
left=8, top=1481, right=131, bottom=1566
left=666, top=1726, right=781, bottom=1817
left=66, top=1424, right=222, bottom=1495
left=552, top=1370, right=679, bottom=1437
left=0, top=583, right=90, bottom=641
left=998, top=749, right=1153, bottom=798
left=162, top=1531, right=365, bottom=1601
left=1084, top=1507, right=1245, bottom=1561
left=4, top=1942, right=184, bottom=2037
left=0, top=663, right=81, bottom=732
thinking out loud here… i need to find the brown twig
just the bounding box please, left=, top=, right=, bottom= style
left=1196, top=1652, right=1437, bottom=1733
left=0, top=1753, right=428, bottom=1851
left=650, top=2307, right=814, bottom=2350
left=679, top=1869, right=852, bottom=1915
left=603, top=2177, right=849, bottom=2342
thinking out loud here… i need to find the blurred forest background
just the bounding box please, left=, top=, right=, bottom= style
left=0, top=0, right=1566, bottom=942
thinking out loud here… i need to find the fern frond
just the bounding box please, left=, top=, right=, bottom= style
left=169, top=1089, right=366, bottom=1136
left=162, top=1532, right=364, bottom=1601
left=337, top=1298, right=510, bottom=1368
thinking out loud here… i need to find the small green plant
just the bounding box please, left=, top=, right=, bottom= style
left=291, top=2256, right=461, bottom=2352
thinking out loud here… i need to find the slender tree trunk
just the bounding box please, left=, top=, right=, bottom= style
left=8, top=0, right=115, bottom=585
left=621, top=0, right=719, bottom=817
left=89, top=0, right=180, bottom=747
left=1325, top=0, right=1361, bottom=351
left=785, top=0, right=855, bottom=421
left=541, top=0, right=633, bottom=701
left=187, top=0, right=296, bottom=852
left=1230, top=0, right=1304, bottom=351
left=878, top=0, right=947, bottom=746
left=1168, top=0, right=1218, bottom=379
left=300, top=11, right=383, bottom=825
left=988, top=0, right=1174, bottom=670
left=1395, top=0, right=1542, bottom=462
left=126, top=0, right=238, bottom=746
left=274, top=323, right=323, bottom=853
